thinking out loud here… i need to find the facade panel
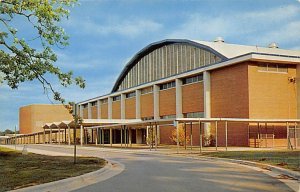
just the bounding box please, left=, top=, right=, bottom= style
left=211, top=63, right=249, bottom=118
left=248, top=63, right=297, bottom=119
left=19, top=105, right=72, bottom=134
left=112, top=101, right=121, bottom=119
left=140, top=93, right=154, bottom=118
left=125, top=98, right=136, bottom=119
left=211, top=63, right=249, bottom=146
left=182, top=82, right=204, bottom=113
left=91, top=106, right=97, bottom=119
left=100, top=104, right=108, bottom=119
left=159, top=88, right=176, bottom=116
left=82, top=108, right=88, bottom=119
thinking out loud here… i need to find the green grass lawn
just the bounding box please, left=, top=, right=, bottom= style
left=0, top=146, right=106, bottom=192
left=200, top=150, right=300, bottom=172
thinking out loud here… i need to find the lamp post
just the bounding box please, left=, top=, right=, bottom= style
left=73, top=103, right=77, bottom=164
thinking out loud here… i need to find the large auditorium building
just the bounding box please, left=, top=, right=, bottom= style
left=13, top=38, right=300, bottom=148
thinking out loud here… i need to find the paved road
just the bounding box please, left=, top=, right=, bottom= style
left=23, top=145, right=293, bottom=192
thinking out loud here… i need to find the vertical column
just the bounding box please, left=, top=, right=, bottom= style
left=153, top=85, right=160, bottom=120
left=203, top=71, right=211, bottom=136
left=297, top=64, right=300, bottom=119
left=79, top=105, right=83, bottom=119
left=50, top=128, right=52, bottom=144
left=153, top=84, right=160, bottom=144
left=80, top=125, right=83, bottom=146
left=58, top=126, right=61, bottom=145
left=68, top=125, right=71, bottom=145
left=176, top=79, right=183, bottom=118
left=88, top=103, right=92, bottom=119
left=108, top=97, right=112, bottom=119
left=110, top=128, right=113, bottom=147
left=97, top=100, right=101, bottom=119
left=136, top=90, right=141, bottom=119
left=43, top=129, right=46, bottom=144
left=121, top=94, right=126, bottom=119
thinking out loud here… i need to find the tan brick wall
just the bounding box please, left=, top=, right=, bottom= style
left=19, top=105, right=73, bottom=134
left=141, top=93, right=154, bottom=118
left=101, top=104, right=108, bottom=119
left=211, top=63, right=249, bottom=146
left=297, top=64, right=300, bottom=119
left=19, top=106, right=32, bottom=134
left=159, top=125, right=175, bottom=145
left=125, top=98, right=136, bottom=119
left=248, top=63, right=297, bottom=119
left=211, top=63, right=249, bottom=118
left=112, top=101, right=121, bottom=119
left=91, top=106, right=97, bottom=119
left=159, top=88, right=176, bottom=116
left=182, top=82, right=204, bottom=113
left=83, top=108, right=88, bottom=119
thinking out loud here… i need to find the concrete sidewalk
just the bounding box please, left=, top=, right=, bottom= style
left=33, top=144, right=300, bottom=191
left=2, top=144, right=299, bottom=192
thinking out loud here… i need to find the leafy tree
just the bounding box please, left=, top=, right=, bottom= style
left=170, top=124, right=190, bottom=146
left=0, top=0, right=85, bottom=105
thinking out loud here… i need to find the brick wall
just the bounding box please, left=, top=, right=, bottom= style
left=248, top=63, right=297, bottom=119
left=112, top=101, right=121, bottom=119
left=19, top=105, right=72, bottom=134
left=182, top=82, right=204, bottom=113
left=141, top=93, right=154, bottom=118
left=91, top=106, right=97, bottom=119
left=159, top=88, right=176, bottom=116
left=125, top=97, right=136, bottom=119
left=101, top=104, right=108, bottom=119
left=83, top=108, right=88, bottom=119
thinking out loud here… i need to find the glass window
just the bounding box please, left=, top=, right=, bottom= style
left=160, top=114, right=176, bottom=119
left=141, top=87, right=153, bottom=95
left=112, top=95, right=121, bottom=101
left=182, top=74, right=203, bottom=85
left=91, top=101, right=97, bottom=106
left=101, top=99, right=108, bottom=104
left=184, top=112, right=204, bottom=118
left=126, top=91, right=136, bottom=98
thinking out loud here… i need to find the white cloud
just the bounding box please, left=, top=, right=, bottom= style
left=167, top=4, right=300, bottom=48
left=67, top=17, right=163, bottom=38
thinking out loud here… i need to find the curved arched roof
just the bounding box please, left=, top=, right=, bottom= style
left=111, top=39, right=228, bottom=93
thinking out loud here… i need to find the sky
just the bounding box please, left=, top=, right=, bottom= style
left=1, top=0, right=300, bottom=131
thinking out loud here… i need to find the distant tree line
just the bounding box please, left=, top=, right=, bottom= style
left=0, top=129, right=19, bottom=136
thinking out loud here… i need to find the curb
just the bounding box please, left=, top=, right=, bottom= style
left=211, top=157, right=300, bottom=180
left=11, top=160, right=125, bottom=192
left=1, top=145, right=125, bottom=192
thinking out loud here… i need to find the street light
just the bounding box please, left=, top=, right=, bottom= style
left=72, top=103, right=78, bottom=164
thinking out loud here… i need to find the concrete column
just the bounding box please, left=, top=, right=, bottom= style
left=68, top=125, right=71, bottom=145
left=136, top=90, right=141, bottom=119
left=176, top=79, right=183, bottom=118
left=58, top=126, right=61, bottom=145
left=50, top=128, right=52, bottom=144
left=88, top=103, right=92, bottom=119
left=97, top=100, right=101, bottom=119
left=108, top=97, right=112, bottom=119
left=80, top=125, right=83, bottom=146
left=297, top=64, right=300, bottom=119
left=79, top=105, right=83, bottom=119
left=136, top=129, right=142, bottom=144
left=121, top=94, right=126, bottom=119
left=110, top=128, right=113, bottom=147
left=43, top=129, right=46, bottom=144
left=203, top=71, right=211, bottom=136
left=129, top=128, right=132, bottom=146
left=153, top=85, right=160, bottom=120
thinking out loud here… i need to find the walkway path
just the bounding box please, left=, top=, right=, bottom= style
left=4, top=144, right=298, bottom=192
